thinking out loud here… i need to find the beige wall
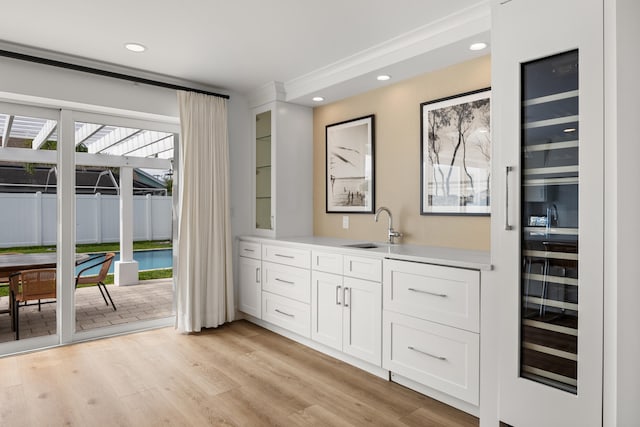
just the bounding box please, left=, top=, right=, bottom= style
left=313, top=55, right=491, bottom=251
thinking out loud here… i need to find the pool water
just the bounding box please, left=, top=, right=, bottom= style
left=76, top=249, right=173, bottom=276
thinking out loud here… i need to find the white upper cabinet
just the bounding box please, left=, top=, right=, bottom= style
left=490, top=0, right=603, bottom=426
left=252, top=101, right=313, bottom=238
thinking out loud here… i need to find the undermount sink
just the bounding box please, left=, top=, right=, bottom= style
left=342, top=242, right=379, bottom=249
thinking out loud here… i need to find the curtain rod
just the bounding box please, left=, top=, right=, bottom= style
left=0, top=49, right=230, bottom=100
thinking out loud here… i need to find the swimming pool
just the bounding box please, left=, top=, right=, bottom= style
left=76, top=249, right=173, bottom=275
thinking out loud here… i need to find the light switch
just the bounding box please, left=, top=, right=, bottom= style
left=342, top=216, right=349, bottom=229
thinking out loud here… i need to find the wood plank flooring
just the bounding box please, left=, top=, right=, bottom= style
left=0, top=320, right=478, bottom=426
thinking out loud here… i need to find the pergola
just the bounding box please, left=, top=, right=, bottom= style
left=0, top=114, right=174, bottom=160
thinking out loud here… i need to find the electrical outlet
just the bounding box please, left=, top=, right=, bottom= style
left=342, top=216, right=349, bottom=229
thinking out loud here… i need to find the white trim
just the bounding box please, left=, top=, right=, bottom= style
left=282, top=1, right=491, bottom=103
left=0, top=91, right=180, bottom=127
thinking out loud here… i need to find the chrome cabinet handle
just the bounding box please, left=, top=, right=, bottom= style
left=275, top=277, right=295, bottom=285
left=275, top=253, right=294, bottom=259
left=275, top=309, right=294, bottom=318
left=336, top=285, right=342, bottom=305
left=408, top=287, right=447, bottom=298
left=505, top=166, right=514, bottom=231
left=344, top=287, right=350, bottom=308
left=408, top=346, right=447, bottom=361
left=255, top=267, right=260, bottom=283
left=243, top=248, right=255, bottom=253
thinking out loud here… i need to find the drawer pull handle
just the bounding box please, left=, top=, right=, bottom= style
left=408, top=346, right=447, bottom=361
left=243, top=248, right=255, bottom=252
left=408, top=288, right=447, bottom=298
left=275, top=253, right=295, bottom=259
left=336, top=285, right=342, bottom=305
left=275, top=309, right=294, bottom=318
left=275, top=278, right=295, bottom=285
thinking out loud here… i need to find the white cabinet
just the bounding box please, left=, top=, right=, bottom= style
left=382, top=258, right=480, bottom=406
left=490, top=0, right=603, bottom=425
left=311, top=270, right=382, bottom=366
left=237, top=249, right=261, bottom=318
left=252, top=101, right=313, bottom=238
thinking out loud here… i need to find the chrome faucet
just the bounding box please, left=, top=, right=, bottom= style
left=374, top=206, right=402, bottom=244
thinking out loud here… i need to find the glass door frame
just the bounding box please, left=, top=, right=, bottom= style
left=0, top=99, right=179, bottom=353
left=69, top=110, right=178, bottom=343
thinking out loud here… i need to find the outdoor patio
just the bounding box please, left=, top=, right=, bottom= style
left=0, top=278, right=173, bottom=342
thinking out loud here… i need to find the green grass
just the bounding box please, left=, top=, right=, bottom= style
left=0, top=240, right=172, bottom=255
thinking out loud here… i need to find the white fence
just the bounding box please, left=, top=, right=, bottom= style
left=0, top=192, right=172, bottom=248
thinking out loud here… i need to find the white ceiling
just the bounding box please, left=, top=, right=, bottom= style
left=0, top=0, right=490, bottom=106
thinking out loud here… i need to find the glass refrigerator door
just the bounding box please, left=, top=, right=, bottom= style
left=520, top=50, right=579, bottom=394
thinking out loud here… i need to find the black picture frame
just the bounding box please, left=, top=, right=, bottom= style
left=325, top=114, right=375, bottom=213
left=420, top=88, right=491, bottom=215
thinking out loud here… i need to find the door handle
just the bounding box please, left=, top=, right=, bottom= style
left=505, top=166, right=514, bottom=231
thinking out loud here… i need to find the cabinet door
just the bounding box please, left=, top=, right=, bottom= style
left=238, top=256, right=261, bottom=318
left=342, top=277, right=382, bottom=366
left=492, top=0, right=603, bottom=425
left=311, top=271, right=343, bottom=351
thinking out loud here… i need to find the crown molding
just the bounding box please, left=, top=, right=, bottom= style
left=284, top=0, right=490, bottom=103
left=248, top=81, right=286, bottom=108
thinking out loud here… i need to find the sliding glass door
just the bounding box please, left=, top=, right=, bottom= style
left=0, top=102, right=178, bottom=353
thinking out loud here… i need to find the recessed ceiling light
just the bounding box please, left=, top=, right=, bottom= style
left=125, top=43, right=146, bottom=52
left=563, top=127, right=577, bottom=133
left=312, top=96, right=324, bottom=102
left=469, top=42, right=488, bottom=51
left=377, top=75, right=391, bottom=81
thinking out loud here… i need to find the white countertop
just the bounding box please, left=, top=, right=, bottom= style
left=239, top=235, right=492, bottom=271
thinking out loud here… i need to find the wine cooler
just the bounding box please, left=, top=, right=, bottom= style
left=520, top=50, right=579, bottom=394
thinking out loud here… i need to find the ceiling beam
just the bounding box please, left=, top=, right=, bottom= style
left=124, top=135, right=174, bottom=158
left=2, top=114, right=13, bottom=147
left=102, top=131, right=172, bottom=157
left=75, top=123, right=104, bottom=146
left=31, top=119, right=57, bottom=149
left=88, top=127, right=140, bottom=154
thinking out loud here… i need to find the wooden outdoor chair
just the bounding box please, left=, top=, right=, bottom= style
left=75, top=253, right=117, bottom=311
left=9, top=268, right=57, bottom=340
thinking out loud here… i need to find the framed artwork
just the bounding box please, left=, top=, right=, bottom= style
left=420, top=88, right=491, bottom=215
left=326, top=114, right=375, bottom=213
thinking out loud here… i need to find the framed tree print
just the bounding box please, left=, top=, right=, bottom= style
left=421, top=88, right=491, bottom=215
left=326, top=115, right=375, bottom=213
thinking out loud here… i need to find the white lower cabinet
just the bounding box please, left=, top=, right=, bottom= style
left=262, top=261, right=311, bottom=304
left=262, top=291, right=311, bottom=338
left=383, top=311, right=479, bottom=405
left=311, top=271, right=382, bottom=366
left=238, top=255, right=261, bottom=318
left=383, top=258, right=480, bottom=406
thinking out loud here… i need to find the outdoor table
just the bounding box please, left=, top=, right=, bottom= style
left=0, top=253, right=90, bottom=315
left=0, top=253, right=90, bottom=275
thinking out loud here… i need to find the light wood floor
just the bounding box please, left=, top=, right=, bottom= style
left=0, top=320, right=478, bottom=426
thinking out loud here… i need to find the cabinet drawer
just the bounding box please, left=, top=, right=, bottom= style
left=262, top=245, right=310, bottom=269
left=383, top=259, right=479, bottom=333
left=238, top=241, right=261, bottom=260
left=344, top=255, right=381, bottom=282
left=262, top=292, right=311, bottom=338
left=312, top=250, right=343, bottom=274
left=262, top=261, right=310, bottom=303
left=383, top=311, right=479, bottom=405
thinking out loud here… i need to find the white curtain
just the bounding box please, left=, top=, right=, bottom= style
left=175, top=91, right=234, bottom=332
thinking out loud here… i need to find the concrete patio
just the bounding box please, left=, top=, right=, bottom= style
left=0, top=278, right=174, bottom=342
